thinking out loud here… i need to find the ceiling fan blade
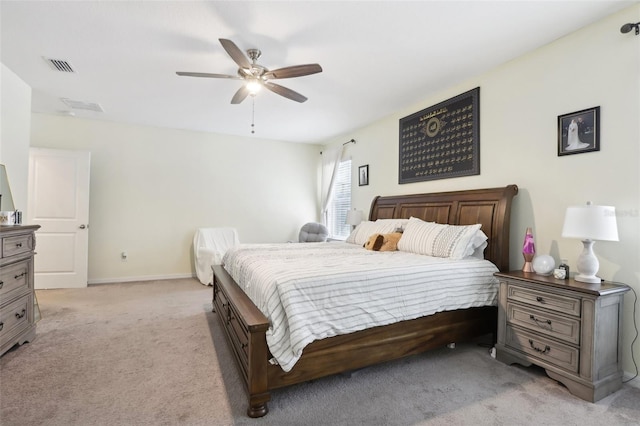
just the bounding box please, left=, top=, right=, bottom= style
left=176, top=72, right=241, bottom=79
left=219, top=38, right=251, bottom=69
left=263, top=64, right=323, bottom=80
left=263, top=82, right=308, bottom=103
left=231, top=86, right=250, bottom=104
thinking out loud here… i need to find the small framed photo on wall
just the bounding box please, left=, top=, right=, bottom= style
left=558, top=106, right=600, bottom=156
left=358, top=165, right=369, bottom=186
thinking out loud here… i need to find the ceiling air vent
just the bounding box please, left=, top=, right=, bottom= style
left=44, top=57, right=76, bottom=73
left=61, top=98, right=104, bottom=113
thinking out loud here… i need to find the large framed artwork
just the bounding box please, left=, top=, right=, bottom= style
left=557, top=106, right=600, bottom=156
left=399, top=87, right=480, bottom=184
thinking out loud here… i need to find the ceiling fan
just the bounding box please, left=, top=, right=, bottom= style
left=177, top=38, right=322, bottom=104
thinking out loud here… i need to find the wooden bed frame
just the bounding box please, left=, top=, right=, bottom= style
left=212, top=184, right=518, bottom=417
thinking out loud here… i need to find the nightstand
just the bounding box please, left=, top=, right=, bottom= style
left=494, top=270, right=629, bottom=402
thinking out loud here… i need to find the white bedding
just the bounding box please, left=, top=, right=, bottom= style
left=222, top=242, right=499, bottom=372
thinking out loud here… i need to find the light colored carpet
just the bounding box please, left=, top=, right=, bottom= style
left=1, top=278, right=638, bottom=426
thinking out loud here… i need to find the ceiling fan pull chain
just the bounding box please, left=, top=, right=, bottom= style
left=251, top=97, right=256, bottom=134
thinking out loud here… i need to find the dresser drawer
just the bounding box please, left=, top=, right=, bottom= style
left=506, top=301, right=580, bottom=345
left=0, top=259, right=31, bottom=304
left=507, top=284, right=581, bottom=316
left=2, top=234, right=34, bottom=258
left=505, top=324, right=579, bottom=373
left=0, top=293, right=32, bottom=343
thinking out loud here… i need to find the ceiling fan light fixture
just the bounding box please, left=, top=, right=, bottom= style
left=246, top=80, right=262, bottom=95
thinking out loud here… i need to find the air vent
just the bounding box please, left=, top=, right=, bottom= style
left=44, top=58, right=75, bottom=73
left=61, top=98, right=104, bottom=113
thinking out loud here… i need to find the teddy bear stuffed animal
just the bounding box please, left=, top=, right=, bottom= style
left=364, top=232, right=403, bottom=251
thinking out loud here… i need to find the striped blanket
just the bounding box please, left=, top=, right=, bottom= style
left=223, top=242, right=499, bottom=372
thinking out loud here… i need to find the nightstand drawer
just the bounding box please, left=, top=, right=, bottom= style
left=507, top=284, right=581, bottom=316
left=505, top=325, right=579, bottom=373
left=507, top=302, right=580, bottom=345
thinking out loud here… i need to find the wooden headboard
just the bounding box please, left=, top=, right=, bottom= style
left=369, top=185, right=518, bottom=272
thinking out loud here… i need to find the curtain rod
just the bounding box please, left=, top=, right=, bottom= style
left=321, top=139, right=356, bottom=154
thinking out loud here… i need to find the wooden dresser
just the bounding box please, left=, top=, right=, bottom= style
left=1, top=224, right=40, bottom=356
left=494, top=271, right=629, bottom=402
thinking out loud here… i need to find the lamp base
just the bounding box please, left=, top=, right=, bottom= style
left=575, top=239, right=602, bottom=284
left=574, top=274, right=602, bottom=284
left=522, top=261, right=534, bottom=273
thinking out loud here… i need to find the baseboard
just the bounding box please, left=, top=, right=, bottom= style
left=88, top=273, right=195, bottom=285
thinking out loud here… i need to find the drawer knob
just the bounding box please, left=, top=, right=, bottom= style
left=529, top=314, right=552, bottom=329
left=16, top=242, right=23, bottom=248
left=0, top=322, right=3, bottom=331
left=0, top=280, right=3, bottom=289
left=14, top=272, right=26, bottom=280
left=15, top=309, right=26, bottom=319
left=528, top=339, right=551, bottom=355
left=535, top=296, right=545, bottom=303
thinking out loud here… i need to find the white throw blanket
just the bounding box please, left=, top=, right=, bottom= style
left=223, top=242, right=499, bottom=372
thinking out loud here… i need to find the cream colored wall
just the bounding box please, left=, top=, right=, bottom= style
left=30, top=114, right=320, bottom=283
left=324, top=5, right=640, bottom=376
left=0, top=63, right=32, bottom=211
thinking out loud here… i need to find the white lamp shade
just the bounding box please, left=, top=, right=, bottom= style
left=562, top=204, right=618, bottom=241
left=346, top=209, right=363, bottom=226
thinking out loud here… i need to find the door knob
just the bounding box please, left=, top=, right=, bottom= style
left=79, top=224, right=87, bottom=229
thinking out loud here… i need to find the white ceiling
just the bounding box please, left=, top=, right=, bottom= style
left=1, top=1, right=635, bottom=144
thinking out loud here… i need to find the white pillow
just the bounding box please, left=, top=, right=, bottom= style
left=346, top=221, right=376, bottom=245
left=345, top=220, right=401, bottom=246
left=397, top=217, right=483, bottom=259
left=376, top=218, right=410, bottom=232
left=465, top=231, right=488, bottom=259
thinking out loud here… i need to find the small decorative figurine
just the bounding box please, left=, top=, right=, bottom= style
left=522, top=227, right=535, bottom=272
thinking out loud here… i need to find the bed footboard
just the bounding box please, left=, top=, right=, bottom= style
left=212, top=265, right=271, bottom=417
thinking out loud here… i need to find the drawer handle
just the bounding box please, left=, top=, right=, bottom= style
left=0, top=322, right=3, bottom=331
left=15, top=243, right=23, bottom=248
left=0, top=280, right=3, bottom=289
left=535, top=296, right=545, bottom=303
left=528, top=339, right=551, bottom=355
left=241, top=343, right=248, bottom=349
left=14, top=272, right=26, bottom=280
left=15, top=309, right=26, bottom=319
left=529, top=314, right=552, bottom=329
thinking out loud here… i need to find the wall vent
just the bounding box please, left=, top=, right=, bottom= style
left=44, top=58, right=76, bottom=73
left=61, top=98, right=104, bottom=113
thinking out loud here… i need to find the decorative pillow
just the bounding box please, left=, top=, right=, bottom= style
left=346, top=220, right=400, bottom=246
left=397, top=218, right=483, bottom=259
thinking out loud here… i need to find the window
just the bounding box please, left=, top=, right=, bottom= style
left=326, top=159, right=352, bottom=239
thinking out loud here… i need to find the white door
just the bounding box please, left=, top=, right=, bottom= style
left=27, top=148, right=91, bottom=289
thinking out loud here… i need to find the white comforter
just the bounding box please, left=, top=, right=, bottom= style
left=222, top=242, right=499, bottom=372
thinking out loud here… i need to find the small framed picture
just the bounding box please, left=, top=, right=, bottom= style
left=358, top=165, right=369, bottom=186
left=558, top=106, right=600, bottom=156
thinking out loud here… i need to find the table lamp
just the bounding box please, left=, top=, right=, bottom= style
left=346, top=209, right=363, bottom=230
left=561, top=202, right=618, bottom=283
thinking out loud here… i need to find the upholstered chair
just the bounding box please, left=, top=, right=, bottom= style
left=298, top=222, right=329, bottom=242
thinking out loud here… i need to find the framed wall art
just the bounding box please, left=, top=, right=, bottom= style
left=558, top=106, right=600, bottom=156
left=399, top=87, right=480, bottom=184
left=359, top=165, right=369, bottom=186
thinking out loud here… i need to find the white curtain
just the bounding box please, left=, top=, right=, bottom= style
left=320, top=145, right=344, bottom=225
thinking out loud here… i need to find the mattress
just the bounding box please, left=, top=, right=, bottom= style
left=223, top=242, right=499, bottom=372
